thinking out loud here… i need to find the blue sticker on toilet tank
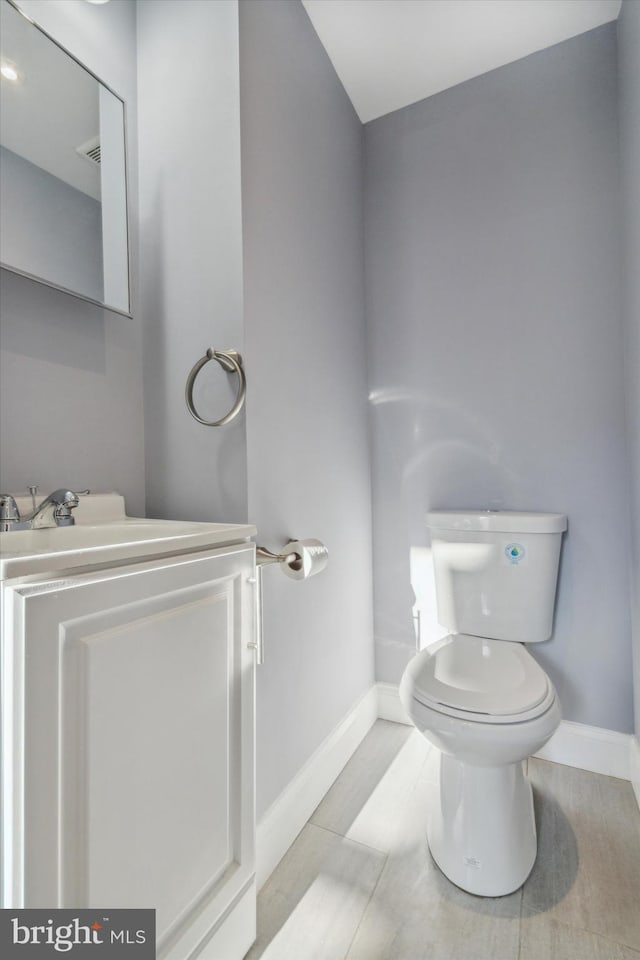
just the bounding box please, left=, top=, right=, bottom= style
left=505, top=543, right=526, bottom=564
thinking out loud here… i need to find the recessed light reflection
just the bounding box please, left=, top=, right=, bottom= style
left=1, top=63, right=19, bottom=82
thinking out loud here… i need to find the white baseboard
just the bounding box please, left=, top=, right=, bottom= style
left=255, top=685, right=378, bottom=889
left=376, top=682, right=634, bottom=781
left=377, top=681, right=412, bottom=725
left=631, top=735, right=640, bottom=810
left=534, top=718, right=632, bottom=780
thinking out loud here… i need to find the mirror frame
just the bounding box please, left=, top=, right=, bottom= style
left=0, top=0, right=132, bottom=317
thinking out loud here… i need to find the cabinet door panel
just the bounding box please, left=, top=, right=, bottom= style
left=2, top=544, right=255, bottom=957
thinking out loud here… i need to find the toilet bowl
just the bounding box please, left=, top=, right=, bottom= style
left=400, top=634, right=561, bottom=896
left=401, top=510, right=567, bottom=897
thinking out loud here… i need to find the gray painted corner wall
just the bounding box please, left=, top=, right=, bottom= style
left=618, top=0, right=640, bottom=738
left=365, top=24, right=634, bottom=733
left=0, top=0, right=144, bottom=516
left=137, top=0, right=247, bottom=524
left=239, top=0, right=374, bottom=819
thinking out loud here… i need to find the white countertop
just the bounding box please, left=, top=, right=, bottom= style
left=0, top=493, right=256, bottom=580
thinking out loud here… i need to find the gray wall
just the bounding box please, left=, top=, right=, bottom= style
left=137, top=0, right=247, bottom=523
left=1, top=145, right=103, bottom=303
left=0, top=0, right=144, bottom=516
left=618, top=0, right=640, bottom=742
left=240, top=0, right=374, bottom=818
left=365, top=25, right=634, bottom=733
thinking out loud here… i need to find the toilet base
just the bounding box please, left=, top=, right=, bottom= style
left=426, top=752, right=537, bottom=897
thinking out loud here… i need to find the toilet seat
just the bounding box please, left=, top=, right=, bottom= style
left=405, top=634, right=555, bottom=725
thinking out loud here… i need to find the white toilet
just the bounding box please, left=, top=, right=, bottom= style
left=399, top=509, right=567, bottom=897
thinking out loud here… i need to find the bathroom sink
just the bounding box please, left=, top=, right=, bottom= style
left=0, top=494, right=256, bottom=580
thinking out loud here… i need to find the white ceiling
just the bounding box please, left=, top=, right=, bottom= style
left=301, top=0, right=623, bottom=123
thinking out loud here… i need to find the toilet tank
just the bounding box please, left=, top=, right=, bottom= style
left=427, top=510, right=567, bottom=643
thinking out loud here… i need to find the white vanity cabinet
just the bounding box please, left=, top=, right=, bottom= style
left=1, top=510, right=257, bottom=960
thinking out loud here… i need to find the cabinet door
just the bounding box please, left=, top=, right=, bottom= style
left=1, top=544, right=256, bottom=959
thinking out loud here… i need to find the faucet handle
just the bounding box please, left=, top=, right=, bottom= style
left=0, top=494, right=20, bottom=522
left=0, top=494, right=21, bottom=532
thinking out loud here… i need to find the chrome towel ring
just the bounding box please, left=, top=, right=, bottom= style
left=185, top=348, right=246, bottom=426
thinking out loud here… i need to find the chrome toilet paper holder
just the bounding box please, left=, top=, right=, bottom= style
left=251, top=538, right=329, bottom=665
left=256, top=543, right=301, bottom=571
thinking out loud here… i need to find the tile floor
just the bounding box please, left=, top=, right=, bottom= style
left=247, top=720, right=640, bottom=960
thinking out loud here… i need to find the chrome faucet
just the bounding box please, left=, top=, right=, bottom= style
left=0, top=488, right=84, bottom=532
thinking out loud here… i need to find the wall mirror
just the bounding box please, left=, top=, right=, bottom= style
left=0, top=0, right=131, bottom=315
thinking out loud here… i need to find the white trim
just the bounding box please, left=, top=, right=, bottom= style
left=377, top=681, right=411, bottom=725
left=631, top=735, right=640, bottom=811
left=376, top=682, right=634, bottom=781
left=255, top=685, right=378, bottom=889
left=534, top=718, right=631, bottom=781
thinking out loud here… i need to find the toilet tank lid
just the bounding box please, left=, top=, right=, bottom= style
left=426, top=510, right=567, bottom=534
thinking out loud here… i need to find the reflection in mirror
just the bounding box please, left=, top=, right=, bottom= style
left=0, top=0, right=130, bottom=314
